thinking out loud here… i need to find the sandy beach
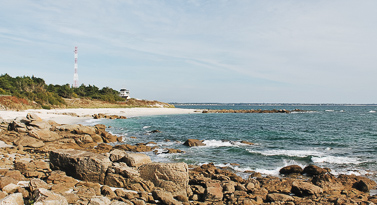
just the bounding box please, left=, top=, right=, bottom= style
left=0, top=107, right=199, bottom=124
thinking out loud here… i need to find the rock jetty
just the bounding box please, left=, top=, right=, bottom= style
left=0, top=114, right=376, bottom=204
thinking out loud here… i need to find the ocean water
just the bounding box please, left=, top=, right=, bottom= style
left=87, top=105, right=377, bottom=180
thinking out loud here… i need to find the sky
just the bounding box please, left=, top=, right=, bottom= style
left=1, top=0, right=377, bottom=103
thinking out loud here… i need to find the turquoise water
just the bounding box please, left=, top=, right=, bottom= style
left=93, top=105, right=377, bottom=180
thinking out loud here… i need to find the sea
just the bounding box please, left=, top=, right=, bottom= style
left=84, top=104, right=377, bottom=181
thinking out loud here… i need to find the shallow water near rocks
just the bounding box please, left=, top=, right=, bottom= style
left=91, top=105, right=377, bottom=181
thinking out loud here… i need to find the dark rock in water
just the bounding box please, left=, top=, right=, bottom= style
left=149, top=130, right=161, bottom=133
left=279, top=165, right=303, bottom=175
left=183, top=139, right=205, bottom=147
left=302, top=165, right=329, bottom=176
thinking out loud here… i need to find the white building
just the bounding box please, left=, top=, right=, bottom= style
left=119, top=88, right=130, bottom=99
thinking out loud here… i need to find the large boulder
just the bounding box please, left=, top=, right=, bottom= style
left=183, top=139, right=205, bottom=147
left=138, top=162, right=189, bottom=197
left=49, top=149, right=112, bottom=184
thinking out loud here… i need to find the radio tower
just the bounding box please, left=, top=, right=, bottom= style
left=73, top=46, right=79, bottom=88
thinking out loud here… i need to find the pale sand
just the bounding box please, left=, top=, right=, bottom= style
left=0, top=108, right=200, bottom=125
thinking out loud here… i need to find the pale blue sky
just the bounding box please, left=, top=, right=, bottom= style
left=1, top=0, right=377, bottom=103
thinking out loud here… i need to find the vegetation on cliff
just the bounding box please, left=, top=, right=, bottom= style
left=0, top=74, right=172, bottom=110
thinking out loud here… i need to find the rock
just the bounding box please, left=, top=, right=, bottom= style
left=4, top=170, right=25, bottom=181
left=122, top=153, right=151, bottom=167
left=91, top=134, right=104, bottom=143
left=28, top=128, right=62, bottom=142
left=267, top=193, right=294, bottom=202
left=55, top=124, right=80, bottom=132
left=0, top=193, right=23, bottom=205
left=29, top=178, right=50, bottom=192
left=75, top=181, right=102, bottom=196
left=13, top=136, right=44, bottom=148
left=302, top=165, right=328, bottom=176
left=291, top=180, right=323, bottom=197
left=138, top=162, right=189, bottom=197
left=26, top=113, right=43, bottom=122
left=28, top=120, right=51, bottom=130
left=109, top=149, right=128, bottom=162
left=2, top=183, right=19, bottom=194
left=279, top=165, right=303, bottom=175
left=88, top=196, right=111, bottom=205
left=33, top=188, right=68, bottom=205
left=0, top=176, right=18, bottom=190
left=240, top=140, right=254, bottom=145
left=49, top=149, right=112, bottom=184
left=74, top=125, right=97, bottom=135
left=101, top=185, right=117, bottom=199
left=108, top=162, right=140, bottom=178
left=14, top=158, right=50, bottom=178
left=101, top=132, right=118, bottom=143
left=353, top=180, right=370, bottom=192
left=152, top=189, right=182, bottom=205
left=205, top=181, right=223, bottom=202
left=183, top=139, right=205, bottom=147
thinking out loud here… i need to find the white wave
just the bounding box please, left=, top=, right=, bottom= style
left=331, top=169, right=370, bottom=176
left=247, top=149, right=324, bottom=158
left=369, top=110, right=376, bottom=113
left=325, top=110, right=334, bottom=112
left=311, top=156, right=363, bottom=164
left=202, top=140, right=235, bottom=147
left=143, top=126, right=151, bottom=129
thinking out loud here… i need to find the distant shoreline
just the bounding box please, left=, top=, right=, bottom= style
left=172, top=103, right=377, bottom=106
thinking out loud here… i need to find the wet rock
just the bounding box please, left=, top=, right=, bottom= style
left=302, top=165, right=329, bottom=176
left=279, top=165, right=303, bottom=175
left=240, top=140, right=254, bottom=145
left=183, top=139, right=205, bottom=147
left=49, top=149, right=112, bottom=184
left=139, top=162, right=189, bottom=197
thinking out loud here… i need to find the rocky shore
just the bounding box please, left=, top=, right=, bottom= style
left=0, top=113, right=376, bottom=204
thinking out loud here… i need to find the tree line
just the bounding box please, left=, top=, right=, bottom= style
left=0, top=74, right=125, bottom=107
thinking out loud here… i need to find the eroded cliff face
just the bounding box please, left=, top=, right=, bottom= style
left=0, top=114, right=376, bottom=204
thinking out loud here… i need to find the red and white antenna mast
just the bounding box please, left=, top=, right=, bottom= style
left=73, top=46, right=79, bottom=88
